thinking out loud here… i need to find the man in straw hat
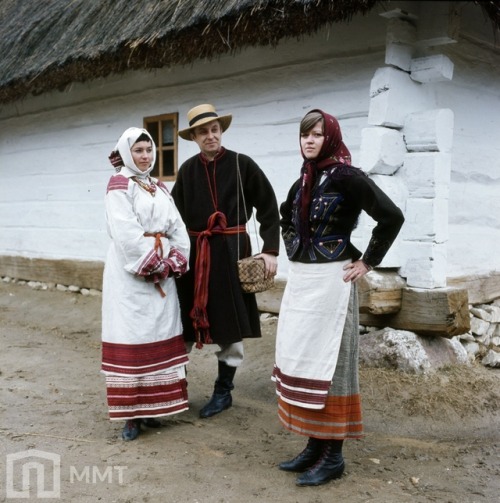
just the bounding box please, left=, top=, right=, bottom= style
left=172, top=104, right=280, bottom=418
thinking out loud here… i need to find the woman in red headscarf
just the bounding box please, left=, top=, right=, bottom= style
left=273, top=110, right=404, bottom=486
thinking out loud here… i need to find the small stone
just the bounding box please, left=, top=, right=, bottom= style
left=481, top=349, right=500, bottom=368
left=27, top=281, right=44, bottom=290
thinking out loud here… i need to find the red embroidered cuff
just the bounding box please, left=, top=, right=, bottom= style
left=165, top=248, right=188, bottom=277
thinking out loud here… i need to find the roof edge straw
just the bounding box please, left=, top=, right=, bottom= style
left=0, top=0, right=498, bottom=104
left=0, top=0, right=379, bottom=104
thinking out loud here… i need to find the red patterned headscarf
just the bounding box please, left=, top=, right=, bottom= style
left=298, top=110, right=351, bottom=243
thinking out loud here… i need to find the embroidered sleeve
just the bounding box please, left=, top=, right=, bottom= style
left=144, top=248, right=189, bottom=285
left=136, top=250, right=164, bottom=277
left=106, top=174, right=129, bottom=193
left=164, top=248, right=188, bottom=277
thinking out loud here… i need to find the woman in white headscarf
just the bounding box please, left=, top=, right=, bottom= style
left=102, top=127, right=190, bottom=441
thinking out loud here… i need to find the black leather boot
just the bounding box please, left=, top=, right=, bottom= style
left=279, top=437, right=324, bottom=472
left=296, top=440, right=345, bottom=486
left=199, top=361, right=236, bottom=418
left=141, top=418, right=163, bottom=428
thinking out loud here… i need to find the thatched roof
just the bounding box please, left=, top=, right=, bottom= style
left=0, top=0, right=498, bottom=105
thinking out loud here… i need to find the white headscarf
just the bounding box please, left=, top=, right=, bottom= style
left=114, top=127, right=156, bottom=178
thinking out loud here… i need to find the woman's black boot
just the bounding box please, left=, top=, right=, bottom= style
left=296, top=440, right=345, bottom=486
left=279, top=437, right=324, bottom=472
left=199, top=361, right=236, bottom=418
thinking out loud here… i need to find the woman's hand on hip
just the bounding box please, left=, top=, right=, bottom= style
left=343, top=260, right=371, bottom=283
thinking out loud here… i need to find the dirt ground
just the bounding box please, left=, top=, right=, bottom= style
left=0, top=281, right=499, bottom=503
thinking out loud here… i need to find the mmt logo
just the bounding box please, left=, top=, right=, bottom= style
left=6, top=449, right=61, bottom=499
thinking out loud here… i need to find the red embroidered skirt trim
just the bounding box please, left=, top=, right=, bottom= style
left=101, top=335, right=188, bottom=376
left=106, top=372, right=188, bottom=420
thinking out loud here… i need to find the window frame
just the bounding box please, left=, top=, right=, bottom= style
left=143, top=112, right=178, bottom=181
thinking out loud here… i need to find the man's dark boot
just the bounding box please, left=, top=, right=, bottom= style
left=199, top=361, right=236, bottom=418
left=141, top=418, right=163, bottom=428
left=296, top=440, right=345, bottom=486
left=279, top=437, right=324, bottom=472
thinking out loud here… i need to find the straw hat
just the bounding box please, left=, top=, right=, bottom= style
left=178, top=104, right=232, bottom=140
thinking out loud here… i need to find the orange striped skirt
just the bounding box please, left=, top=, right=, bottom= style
left=277, top=394, right=363, bottom=440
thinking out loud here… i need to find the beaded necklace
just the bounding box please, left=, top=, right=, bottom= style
left=132, top=176, right=157, bottom=196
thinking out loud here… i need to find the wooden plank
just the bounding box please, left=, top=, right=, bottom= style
left=358, top=271, right=405, bottom=315
left=360, top=287, right=470, bottom=337
left=448, top=273, right=500, bottom=305
left=0, top=256, right=103, bottom=290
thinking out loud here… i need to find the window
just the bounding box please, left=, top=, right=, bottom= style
left=144, top=113, right=178, bottom=181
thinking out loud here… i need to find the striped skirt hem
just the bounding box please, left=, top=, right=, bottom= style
left=106, top=371, right=188, bottom=420
left=277, top=394, right=364, bottom=440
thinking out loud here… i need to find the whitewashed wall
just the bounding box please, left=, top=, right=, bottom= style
left=0, top=2, right=498, bottom=283
left=432, top=37, right=500, bottom=277
left=0, top=11, right=386, bottom=280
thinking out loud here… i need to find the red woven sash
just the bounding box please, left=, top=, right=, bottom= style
left=188, top=211, right=245, bottom=348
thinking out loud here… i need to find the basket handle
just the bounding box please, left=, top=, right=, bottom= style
left=236, top=154, right=261, bottom=259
